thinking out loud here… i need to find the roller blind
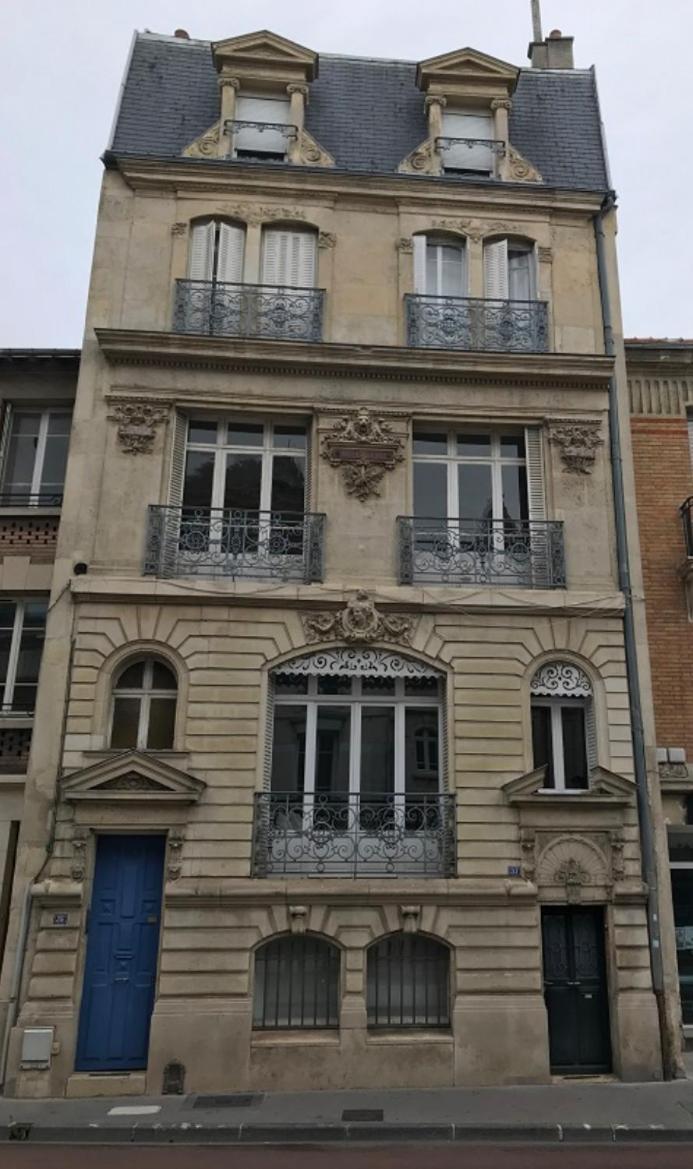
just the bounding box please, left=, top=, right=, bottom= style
left=235, top=95, right=290, bottom=156
left=441, top=111, right=494, bottom=172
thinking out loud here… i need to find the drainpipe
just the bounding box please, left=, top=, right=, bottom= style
left=593, top=193, right=669, bottom=1075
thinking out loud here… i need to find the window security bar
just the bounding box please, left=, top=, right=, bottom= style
left=681, top=497, right=693, bottom=557
left=252, top=791, right=457, bottom=878
left=173, top=280, right=325, bottom=342
left=398, top=516, right=566, bottom=589
left=405, top=293, right=549, bottom=352
left=144, top=506, right=325, bottom=583
left=435, top=136, right=506, bottom=156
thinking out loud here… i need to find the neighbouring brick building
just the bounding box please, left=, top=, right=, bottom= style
left=627, top=340, right=693, bottom=1031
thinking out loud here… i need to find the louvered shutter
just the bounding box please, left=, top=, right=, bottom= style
left=413, top=235, right=427, bottom=294
left=525, top=426, right=548, bottom=588
left=216, top=223, right=245, bottom=284
left=168, top=412, right=188, bottom=508
left=262, top=229, right=316, bottom=288
left=585, top=702, right=598, bottom=772
left=235, top=95, right=290, bottom=156
left=188, top=221, right=215, bottom=281
left=484, top=240, right=509, bottom=300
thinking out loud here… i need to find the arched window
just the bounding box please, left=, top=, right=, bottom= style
left=188, top=218, right=246, bottom=285
left=367, top=933, right=450, bottom=1027
left=413, top=233, right=467, bottom=297
left=530, top=662, right=595, bottom=791
left=484, top=238, right=537, bottom=301
left=253, top=935, right=340, bottom=1029
left=260, top=226, right=317, bottom=288
left=110, top=659, right=177, bottom=751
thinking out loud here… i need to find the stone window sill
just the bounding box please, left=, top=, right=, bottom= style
left=251, top=1030, right=339, bottom=1048
left=366, top=1029, right=453, bottom=1045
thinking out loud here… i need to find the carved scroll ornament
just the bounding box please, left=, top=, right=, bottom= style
left=108, top=401, right=168, bottom=455
left=303, top=590, right=414, bottom=645
left=321, top=409, right=405, bottom=502
left=548, top=419, right=604, bottom=475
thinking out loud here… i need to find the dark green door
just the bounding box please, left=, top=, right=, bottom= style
left=542, top=906, right=611, bottom=1074
left=670, top=869, right=693, bottom=1023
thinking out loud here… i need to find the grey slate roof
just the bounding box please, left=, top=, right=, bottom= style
left=110, top=33, right=609, bottom=193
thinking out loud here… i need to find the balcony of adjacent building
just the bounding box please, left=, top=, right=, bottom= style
left=0, top=407, right=70, bottom=564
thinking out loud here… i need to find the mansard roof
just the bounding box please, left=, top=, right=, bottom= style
left=109, top=31, right=609, bottom=193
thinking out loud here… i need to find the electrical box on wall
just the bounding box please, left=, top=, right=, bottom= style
left=20, top=1027, right=54, bottom=1069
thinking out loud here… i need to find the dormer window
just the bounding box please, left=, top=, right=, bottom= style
left=233, top=94, right=293, bottom=160
left=440, top=109, right=495, bottom=176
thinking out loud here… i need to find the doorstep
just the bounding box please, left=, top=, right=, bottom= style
left=66, top=1072, right=147, bottom=1099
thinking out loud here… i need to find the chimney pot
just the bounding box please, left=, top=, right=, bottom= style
left=174, top=28, right=190, bottom=39
left=549, top=29, right=562, bottom=38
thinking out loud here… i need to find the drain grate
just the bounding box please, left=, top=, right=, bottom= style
left=193, top=1093, right=263, bottom=1109
left=342, top=1109, right=384, bottom=1122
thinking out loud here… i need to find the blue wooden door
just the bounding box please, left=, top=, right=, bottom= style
left=76, top=835, right=165, bottom=1072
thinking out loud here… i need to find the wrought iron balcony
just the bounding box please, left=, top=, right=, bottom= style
left=174, top=280, right=325, bottom=343
left=252, top=792, right=457, bottom=878
left=398, top=517, right=566, bottom=589
left=435, top=136, right=506, bottom=158
left=144, top=506, right=325, bottom=583
left=0, top=491, right=63, bottom=507
left=682, top=497, right=693, bottom=557
left=405, top=294, right=549, bottom=353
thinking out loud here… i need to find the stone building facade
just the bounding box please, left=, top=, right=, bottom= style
left=0, top=28, right=682, bottom=1097
left=627, top=341, right=693, bottom=1035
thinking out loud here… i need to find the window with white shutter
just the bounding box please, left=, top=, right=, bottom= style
left=441, top=111, right=494, bottom=174
left=261, top=228, right=317, bottom=288
left=531, top=662, right=594, bottom=791
left=484, top=239, right=537, bottom=301
left=188, top=220, right=245, bottom=284
left=235, top=95, right=291, bottom=159
left=413, top=235, right=466, bottom=297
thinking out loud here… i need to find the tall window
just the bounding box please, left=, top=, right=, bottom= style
left=182, top=419, right=306, bottom=516
left=110, top=659, right=177, bottom=751
left=260, top=227, right=317, bottom=288
left=253, top=935, right=339, bottom=1029
left=441, top=109, right=495, bottom=175
left=234, top=94, right=292, bottom=160
left=187, top=219, right=246, bottom=285
left=0, top=600, right=47, bottom=713
left=367, top=933, right=450, bottom=1027
left=413, top=429, right=529, bottom=529
left=484, top=239, right=537, bottom=301
left=531, top=662, right=595, bottom=791
left=413, top=235, right=466, bottom=297
left=0, top=410, right=71, bottom=504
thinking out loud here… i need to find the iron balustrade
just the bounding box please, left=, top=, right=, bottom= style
left=435, top=136, right=506, bottom=157
left=682, top=498, right=693, bottom=557
left=174, top=280, right=325, bottom=343
left=398, top=517, right=566, bottom=589
left=0, top=492, right=63, bottom=507
left=144, top=506, right=325, bottom=583
left=405, top=293, right=549, bottom=353
left=252, top=791, right=457, bottom=878
left=223, top=119, right=298, bottom=142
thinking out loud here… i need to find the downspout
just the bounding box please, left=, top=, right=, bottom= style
left=593, top=193, right=669, bottom=1074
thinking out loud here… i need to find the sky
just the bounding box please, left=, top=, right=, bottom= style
left=2, top=0, right=690, bottom=346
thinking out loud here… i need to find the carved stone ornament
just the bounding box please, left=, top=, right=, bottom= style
left=491, top=98, right=513, bottom=111
left=520, top=828, right=537, bottom=883
left=318, top=231, right=336, bottom=249
left=555, top=858, right=590, bottom=903
left=71, top=828, right=89, bottom=882
left=658, top=761, right=690, bottom=781
left=303, top=591, right=414, bottom=646
left=400, top=905, right=421, bottom=934
left=183, top=120, right=221, bottom=158
left=321, top=409, right=405, bottom=502
left=548, top=419, right=604, bottom=475
left=538, top=246, right=553, bottom=264
left=100, top=773, right=168, bottom=793
left=295, top=129, right=335, bottom=167
left=218, top=74, right=241, bottom=91
left=396, top=237, right=414, bottom=253
left=167, top=830, right=185, bottom=882
left=536, top=835, right=610, bottom=903
left=289, top=905, right=309, bottom=935
left=531, top=662, right=592, bottom=699
left=398, top=138, right=438, bottom=175
left=171, top=222, right=188, bottom=236
left=276, top=647, right=438, bottom=680
left=287, top=83, right=309, bottom=97
left=108, top=401, right=168, bottom=455
left=432, top=218, right=483, bottom=243
left=505, top=144, right=543, bottom=183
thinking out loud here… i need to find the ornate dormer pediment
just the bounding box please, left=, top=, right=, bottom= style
left=416, top=46, right=518, bottom=100
left=212, top=29, right=319, bottom=85
left=61, top=750, right=205, bottom=804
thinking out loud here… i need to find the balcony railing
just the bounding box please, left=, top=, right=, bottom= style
left=144, top=506, right=325, bottom=583
left=252, top=792, right=457, bottom=877
left=398, top=517, right=566, bottom=589
left=0, top=492, right=63, bottom=507
left=405, top=294, right=549, bottom=353
left=174, top=280, right=324, bottom=343
left=682, top=497, right=693, bottom=557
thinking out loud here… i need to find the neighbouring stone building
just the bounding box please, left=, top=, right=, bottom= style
left=0, top=26, right=683, bottom=1097
left=627, top=340, right=693, bottom=1039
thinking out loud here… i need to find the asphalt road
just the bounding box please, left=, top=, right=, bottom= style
left=3, top=1145, right=693, bottom=1168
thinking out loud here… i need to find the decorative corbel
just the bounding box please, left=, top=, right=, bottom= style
left=289, top=905, right=309, bottom=935
left=400, top=905, right=421, bottom=934
left=108, top=400, right=169, bottom=455
left=167, top=830, right=185, bottom=882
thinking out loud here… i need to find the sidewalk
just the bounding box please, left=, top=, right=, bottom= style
left=4, top=1078, right=693, bottom=1144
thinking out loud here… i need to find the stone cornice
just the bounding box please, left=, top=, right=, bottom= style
left=95, top=329, right=614, bottom=390
left=107, top=154, right=607, bottom=215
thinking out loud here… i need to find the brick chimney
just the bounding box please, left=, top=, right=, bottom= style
left=528, top=28, right=575, bottom=70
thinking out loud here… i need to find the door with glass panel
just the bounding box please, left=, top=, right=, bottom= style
left=180, top=419, right=307, bottom=576
left=412, top=429, right=530, bottom=584
left=269, top=672, right=444, bottom=876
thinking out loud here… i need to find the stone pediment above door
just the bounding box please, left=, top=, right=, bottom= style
left=503, top=765, right=635, bottom=809
left=61, top=750, right=205, bottom=804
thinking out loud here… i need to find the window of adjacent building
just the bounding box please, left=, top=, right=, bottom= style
left=0, top=599, right=47, bottom=713
left=234, top=94, right=292, bottom=160
left=687, top=410, right=693, bottom=468
left=182, top=419, right=307, bottom=517
left=413, top=429, right=530, bottom=528
left=110, top=659, right=177, bottom=751
left=440, top=109, right=494, bottom=175
left=260, top=227, right=317, bottom=288
left=413, top=235, right=467, bottom=298
left=0, top=409, right=71, bottom=505
left=270, top=672, right=443, bottom=806
left=530, top=662, right=595, bottom=791
left=367, top=933, right=450, bottom=1027
left=484, top=239, right=537, bottom=301
left=253, top=934, right=340, bottom=1029
left=187, top=219, right=246, bottom=285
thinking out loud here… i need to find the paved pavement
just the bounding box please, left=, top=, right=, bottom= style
left=4, top=1078, right=693, bottom=1145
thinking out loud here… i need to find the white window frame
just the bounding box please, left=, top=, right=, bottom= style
left=184, top=418, right=307, bottom=513
left=1, top=408, right=71, bottom=504
left=412, top=428, right=527, bottom=522
left=273, top=675, right=443, bottom=801
left=414, top=235, right=467, bottom=298
left=0, top=599, right=47, bottom=714
left=532, top=696, right=589, bottom=793
left=110, top=659, right=177, bottom=751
